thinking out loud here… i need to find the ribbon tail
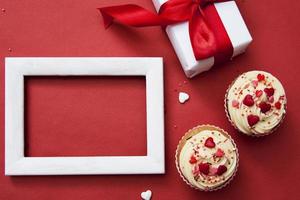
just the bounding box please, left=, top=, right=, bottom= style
left=98, top=4, right=172, bottom=28
left=189, top=8, right=217, bottom=60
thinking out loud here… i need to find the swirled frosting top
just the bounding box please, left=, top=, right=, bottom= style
left=178, top=128, right=238, bottom=190
left=226, top=71, right=286, bottom=135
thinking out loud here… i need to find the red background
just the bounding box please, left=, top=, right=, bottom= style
left=1, top=0, right=300, bottom=199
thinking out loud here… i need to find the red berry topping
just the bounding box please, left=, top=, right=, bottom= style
left=255, top=90, right=263, bottom=97
left=243, top=94, right=254, bottom=107
left=247, top=114, right=260, bottom=127
left=204, top=137, right=215, bottom=148
left=199, top=163, right=210, bottom=175
left=216, top=165, right=227, bottom=176
left=259, top=102, right=271, bottom=113
left=215, top=148, right=225, bottom=158
left=264, top=87, right=275, bottom=97
left=189, top=155, right=197, bottom=164
left=275, top=101, right=282, bottom=109
left=257, top=74, right=265, bottom=81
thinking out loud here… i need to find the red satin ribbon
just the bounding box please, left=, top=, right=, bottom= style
left=98, top=0, right=233, bottom=61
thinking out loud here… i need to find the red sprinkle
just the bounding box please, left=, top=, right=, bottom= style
left=215, top=148, right=225, bottom=158
left=247, top=114, right=260, bottom=127
left=192, top=165, right=199, bottom=175
left=275, top=101, right=282, bottom=109
left=189, top=155, right=197, bottom=164
left=255, top=90, right=263, bottom=97
left=199, top=163, right=210, bottom=175
left=279, top=95, right=285, bottom=100
left=210, top=167, right=218, bottom=175
left=257, top=74, right=265, bottom=82
left=204, top=137, right=215, bottom=148
left=259, top=102, right=271, bottom=113
left=252, top=80, right=258, bottom=87
left=216, top=165, right=227, bottom=176
left=268, top=96, right=274, bottom=103
left=231, top=100, right=239, bottom=108
left=243, top=94, right=255, bottom=107
left=264, top=87, right=275, bottom=97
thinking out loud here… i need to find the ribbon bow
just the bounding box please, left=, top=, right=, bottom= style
left=98, top=0, right=230, bottom=60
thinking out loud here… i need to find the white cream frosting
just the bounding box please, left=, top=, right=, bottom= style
left=226, top=70, right=286, bottom=135
left=178, top=129, right=238, bottom=190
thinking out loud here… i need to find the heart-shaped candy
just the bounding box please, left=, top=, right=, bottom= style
left=204, top=137, right=215, bottom=148
left=257, top=73, right=265, bottom=81
left=215, top=148, right=225, bottom=157
left=259, top=102, right=271, bottom=113
left=247, top=114, right=260, bottom=127
left=179, top=92, right=189, bottom=104
left=216, top=165, right=227, bottom=176
left=275, top=101, right=282, bottom=109
left=255, top=90, right=263, bottom=97
left=198, top=163, right=210, bottom=175
left=264, top=87, right=275, bottom=97
left=243, top=94, right=254, bottom=107
left=141, top=190, right=152, bottom=200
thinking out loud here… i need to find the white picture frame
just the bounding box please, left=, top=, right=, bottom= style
left=5, top=57, right=165, bottom=175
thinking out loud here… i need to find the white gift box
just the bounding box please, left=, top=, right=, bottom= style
left=152, top=0, right=252, bottom=78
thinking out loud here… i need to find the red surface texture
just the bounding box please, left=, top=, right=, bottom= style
left=24, top=76, right=147, bottom=157
left=1, top=0, right=300, bottom=199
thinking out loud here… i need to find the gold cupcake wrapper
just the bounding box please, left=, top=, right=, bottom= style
left=175, top=124, right=239, bottom=192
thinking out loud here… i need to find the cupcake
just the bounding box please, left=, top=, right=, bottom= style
left=175, top=125, right=238, bottom=191
left=225, top=70, right=287, bottom=136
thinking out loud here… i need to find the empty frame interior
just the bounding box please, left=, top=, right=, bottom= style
left=24, top=76, right=147, bottom=157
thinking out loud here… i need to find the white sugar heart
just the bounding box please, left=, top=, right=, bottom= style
left=179, top=92, right=189, bottom=104
left=141, top=190, right=152, bottom=200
